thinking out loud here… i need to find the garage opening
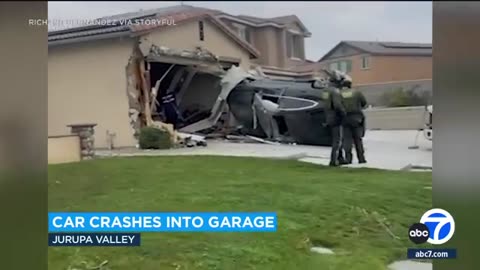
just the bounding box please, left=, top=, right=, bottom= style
left=147, top=61, right=223, bottom=130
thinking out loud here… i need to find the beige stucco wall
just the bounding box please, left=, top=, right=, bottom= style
left=48, top=135, right=81, bottom=164
left=251, top=26, right=281, bottom=67
left=48, top=38, right=137, bottom=148
left=141, top=19, right=252, bottom=69
left=220, top=17, right=308, bottom=69
left=220, top=21, right=288, bottom=69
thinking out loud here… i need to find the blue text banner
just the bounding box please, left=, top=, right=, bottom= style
left=48, top=212, right=277, bottom=232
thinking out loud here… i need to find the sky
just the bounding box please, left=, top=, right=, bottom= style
left=48, top=1, right=432, bottom=61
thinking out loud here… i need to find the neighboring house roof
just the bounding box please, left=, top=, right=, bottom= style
left=216, top=14, right=311, bottom=37
left=318, top=41, right=432, bottom=62
left=48, top=5, right=259, bottom=58
left=267, top=15, right=311, bottom=36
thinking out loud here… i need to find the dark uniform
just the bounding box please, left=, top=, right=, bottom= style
left=322, top=87, right=347, bottom=166
left=340, top=87, right=368, bottom=164
left=161, top=93, right=180, bottom=129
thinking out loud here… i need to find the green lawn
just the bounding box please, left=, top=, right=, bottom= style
left=48, top=156, right=432, bottom=270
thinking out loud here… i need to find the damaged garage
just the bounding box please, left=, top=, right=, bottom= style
left=125, top=41, right=249, bottom=145
left=126, top=40, right=339, bottom=148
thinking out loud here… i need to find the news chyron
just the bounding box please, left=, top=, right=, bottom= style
left=48, top=212, right=277, bottom=246
left=407, top=208, right=457, bottom=259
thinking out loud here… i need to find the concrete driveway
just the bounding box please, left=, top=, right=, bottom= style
left=299, top=130, right=432, bottom=170
left=96, top=130, right=431, bottom=171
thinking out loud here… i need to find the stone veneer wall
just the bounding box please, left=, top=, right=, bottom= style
left=67, top=123, right=97, bottom=160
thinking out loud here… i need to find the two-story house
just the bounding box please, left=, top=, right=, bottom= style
left=317, top=41, right=432, bottom=85
left=47, top=4, right=313, bottom=149
left=215, top=13, right=312, bottom=71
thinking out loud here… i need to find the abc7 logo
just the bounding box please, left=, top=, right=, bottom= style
left=409, top=223, right=430, bottom=244
left=409, top=208, right=455, bottom=245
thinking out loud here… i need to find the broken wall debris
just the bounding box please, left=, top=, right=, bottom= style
left=178, top=66, right=252, bottom=133
left=126, top=41, right=243, bottom=148
left=125, top=46, right=144, bottom=140
left=139, top=58, right=153, bottom=126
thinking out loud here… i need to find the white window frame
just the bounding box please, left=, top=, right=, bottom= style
left=339, top=61, right=348, bottom=73
left=329, top=60, right=352, bottom=74
left=329, top=62, right=339, bottom=71
left=232, top=22, right=247, bottom=41
left=288, top=30, right=303, bottom=60
left=361, top=55, right=370, bottom=70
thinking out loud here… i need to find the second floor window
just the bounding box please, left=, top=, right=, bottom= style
left=231, top=23, right=251, bottom=43
left=286, top=32, right=303, bottom=59
left=361, top=56, right=370, bottom=69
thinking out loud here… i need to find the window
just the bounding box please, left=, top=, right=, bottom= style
left=329, top=62, right=339, bottom=71
left=231, top=23, right=251, bottom=43
left=361, top=56, right=370, bottom=69
left=286, top=32, right=303, bottom=59
left=329, top=60, right=352, bottom=74
left=238, top=26, right=246, bottom=40
left=340, top=61, right=347, bottom=73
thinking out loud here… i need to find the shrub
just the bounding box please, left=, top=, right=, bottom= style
left=381, top=87, right=431, bottom=107
left=138, top=127, right=172, bottom=149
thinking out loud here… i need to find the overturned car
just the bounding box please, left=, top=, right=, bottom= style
left=173, top=67, right=338, bottom=146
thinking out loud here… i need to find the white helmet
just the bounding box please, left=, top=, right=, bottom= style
left=323, top=69, right=352, bottom=88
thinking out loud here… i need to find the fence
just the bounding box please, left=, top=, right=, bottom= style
left=364, top=106, right=429, bottom=130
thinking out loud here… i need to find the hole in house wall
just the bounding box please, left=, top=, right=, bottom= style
left=148, top=62, right=223, bottom=129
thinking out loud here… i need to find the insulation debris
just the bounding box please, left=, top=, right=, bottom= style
left=149, top=44, right=219, bottom=63
left=176, top=132, right=207, bottom=147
